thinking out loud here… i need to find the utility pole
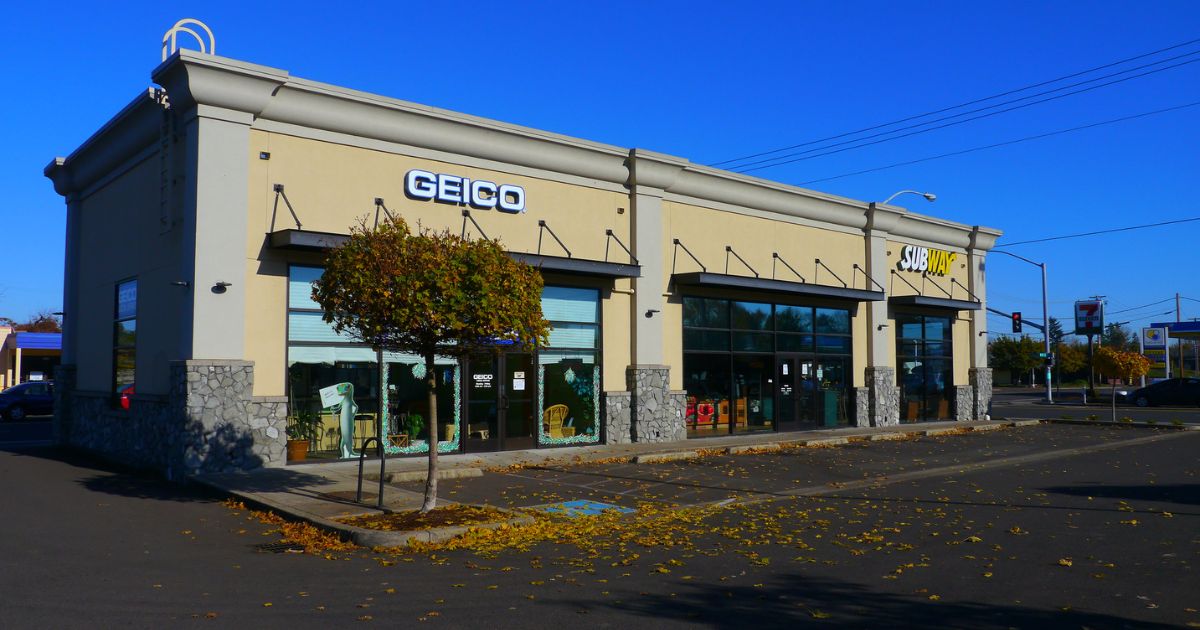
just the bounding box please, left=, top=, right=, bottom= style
left=1177, top=293, right=1184, bottom=378
left=992, top=250, right=1053, bottom=403
left=1088, top=295, right=1105, bottom=396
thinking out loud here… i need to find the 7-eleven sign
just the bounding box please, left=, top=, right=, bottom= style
left=1074, top=300, right=1104, bottom=336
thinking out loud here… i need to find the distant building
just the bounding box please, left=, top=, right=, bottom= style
left=1, top=327, right=62, bottom=388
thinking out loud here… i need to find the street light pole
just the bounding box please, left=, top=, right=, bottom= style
left=992, top=249, right=1053, bottom=403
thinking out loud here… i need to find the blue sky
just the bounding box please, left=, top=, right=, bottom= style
left=2, top=1, right=1197, bottom=336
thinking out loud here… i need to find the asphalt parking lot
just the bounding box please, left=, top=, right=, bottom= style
left=396, top=423, right=1185, bottom=512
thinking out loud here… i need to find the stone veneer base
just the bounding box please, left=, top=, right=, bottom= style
left=54, top=360, right=287, bottom=477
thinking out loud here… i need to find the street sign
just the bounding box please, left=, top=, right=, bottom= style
left=1074, top=300, right=1103, bottom=336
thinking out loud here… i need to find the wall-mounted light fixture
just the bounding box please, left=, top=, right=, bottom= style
left=212, top=281, right=232, bottom=294
left=170, top=280, right=190, bottom=287
left=645, top=309, right=660, bottom=318
left=877, top=323, right=889, bottom=331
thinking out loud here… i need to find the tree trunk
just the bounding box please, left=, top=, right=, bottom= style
left=420, top=352, right=439, bottom=513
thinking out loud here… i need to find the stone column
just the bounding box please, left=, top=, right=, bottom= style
left=169, top=360, right=287, bottom=477
left=627, top=365, right=685, bottom=442
left=967, top=226, right=1001, bottom=420
left=624, top=150, right=689, bottom=443
left=865, top=367, right=899, bottom=426
left=954, top=384, right=975, bottom=421
left=864, top=203, right=904, bottom=427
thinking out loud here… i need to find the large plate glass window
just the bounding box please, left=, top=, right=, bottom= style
left=896, top=313, right=954, bottom=422
left=287, top=265, right=461, bottom=458
left=682, top=297, right=853, bottom=437
left=537, top=286, right=601, bottom=446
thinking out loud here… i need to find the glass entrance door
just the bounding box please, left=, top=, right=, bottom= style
left=776, top=354, right=818, bottom=431
left=464, top=352, right=536, bottom=452
left=503, top=353, right=536, bottom=450
left=776, top=356, right=799, bottom=431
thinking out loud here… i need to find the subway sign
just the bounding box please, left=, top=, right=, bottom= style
left=897, top=245, right=957, bottom=276
left=405, top=169, right=526, bottom=213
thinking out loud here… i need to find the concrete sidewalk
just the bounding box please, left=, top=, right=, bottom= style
left=193, top=418, right=1042, bottom=546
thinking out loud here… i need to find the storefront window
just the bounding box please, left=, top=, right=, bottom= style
left=381, top=355, right=460, bottom=455
left=537, top=286, right=601, bottom=445
left=112, top=279, right=136, bottom=405
left=287, top=265, right=460, bottom=458
left=682, top=297, right=853, bottom=436
left=896, top=313, right=954, bottom=422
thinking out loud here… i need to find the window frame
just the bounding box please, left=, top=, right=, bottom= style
left=111, top=277, right=138, bottom=405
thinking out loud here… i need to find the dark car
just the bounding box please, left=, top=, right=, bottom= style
left=1125, top=378, right=1200, bottom=407
left=0, top=381, right=55, bottom=421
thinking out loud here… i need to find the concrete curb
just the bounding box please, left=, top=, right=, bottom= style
left=726, top=443, right=781, bottom=454
left=633, top=450, right=698, bottom=464
left=351, top=513, right=536, bottom=548
left=1043, top=418, right=1199, bottom=431
left=868, top=432, right=913, bottom=441
left=366, top=468, right=484, bottom=484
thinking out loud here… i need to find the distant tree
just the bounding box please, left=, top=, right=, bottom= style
left=990, top=336, right=1042, bottom=384
left=0, top=316, right=16, bottom=328
left=1057, top=342, right=1087, bottom=374
left=1094, top=347, right=1150, bottom=386
left=1101, top=323, right=1137, bottom=352
left=1049, top=317, right=1065, bottom=346
left=15, top=310, right=61, bottom=333
left=313, top=217, right=550, bottom=513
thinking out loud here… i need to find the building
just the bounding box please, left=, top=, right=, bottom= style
left=1, top=327, right=62, bottom=389
left=45, top=49, right=1000, bottom=476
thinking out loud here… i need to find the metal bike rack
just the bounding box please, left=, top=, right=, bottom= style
left=356, top=437, right=386, bottom=509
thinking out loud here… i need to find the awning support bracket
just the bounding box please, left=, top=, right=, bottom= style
left=537, top=220, right=572, bottom=258
left=461, top=209, right=489, bottom=240
left=814, top=259, right=847, bottom=288
left=852, top=264, right=886, bottom=293
left=725, top=246, right=759, bottom=278
left=771, top=253, right=805, bottom=282
left=950, top=278, right=982, bottom=303
left=891, top=269, right=922, bottom=295
left=270, top=184, right=302, bottom=231
left=922, top=272, right=954, bottom=298
left=373, top=198, right=396, bottom=229
left=604, top=229, right=638, bottom=265
left=672, top=239, right=707, bottom=274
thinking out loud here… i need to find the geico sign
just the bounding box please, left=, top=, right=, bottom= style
left=897, top=245, right=957, bottom=276
left=405, top=170, right=526, bottom=213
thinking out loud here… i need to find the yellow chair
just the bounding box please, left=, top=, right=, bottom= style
left=543, top=404, right=569, bottom=438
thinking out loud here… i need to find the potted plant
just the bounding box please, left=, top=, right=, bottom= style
left=286, top=409, right=321, bottom=461
left=405, top=413, right=426, bottom=443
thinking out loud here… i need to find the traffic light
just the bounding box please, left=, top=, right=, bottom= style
left=1011, top=312, right=1022, bottom=333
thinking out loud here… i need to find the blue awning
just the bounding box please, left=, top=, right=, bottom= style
left=14, top=333, right=62, bottom=350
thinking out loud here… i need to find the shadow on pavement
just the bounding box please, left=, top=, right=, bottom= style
left=1043, top=483, right=1200, bottom=507
left=571, top=572, right=1176, bottom=629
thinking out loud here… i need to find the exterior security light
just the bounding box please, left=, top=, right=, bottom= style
left=882, top=190, right=937, bottom=205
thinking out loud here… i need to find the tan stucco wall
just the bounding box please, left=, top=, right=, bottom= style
left=243, top=130, right=633, bottom=396
left=884, top=239, right=970, bottom=299
left=74, top=155, right=184, bottom=394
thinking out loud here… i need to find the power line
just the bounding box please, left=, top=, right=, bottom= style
left=734, top=56, right=1200, bottom=173
left=997, top=215, right=1200, bottom=247
left=708, top=36, right=1200, bottom=168
left=1108, top=298, right=1176, bottom=315
left=793, top=99, right=1200, bottom=186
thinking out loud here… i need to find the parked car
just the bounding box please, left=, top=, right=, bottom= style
left=1124, top=378, right=1200, bottom=407
left=0, top=381, right=55, bottom=421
